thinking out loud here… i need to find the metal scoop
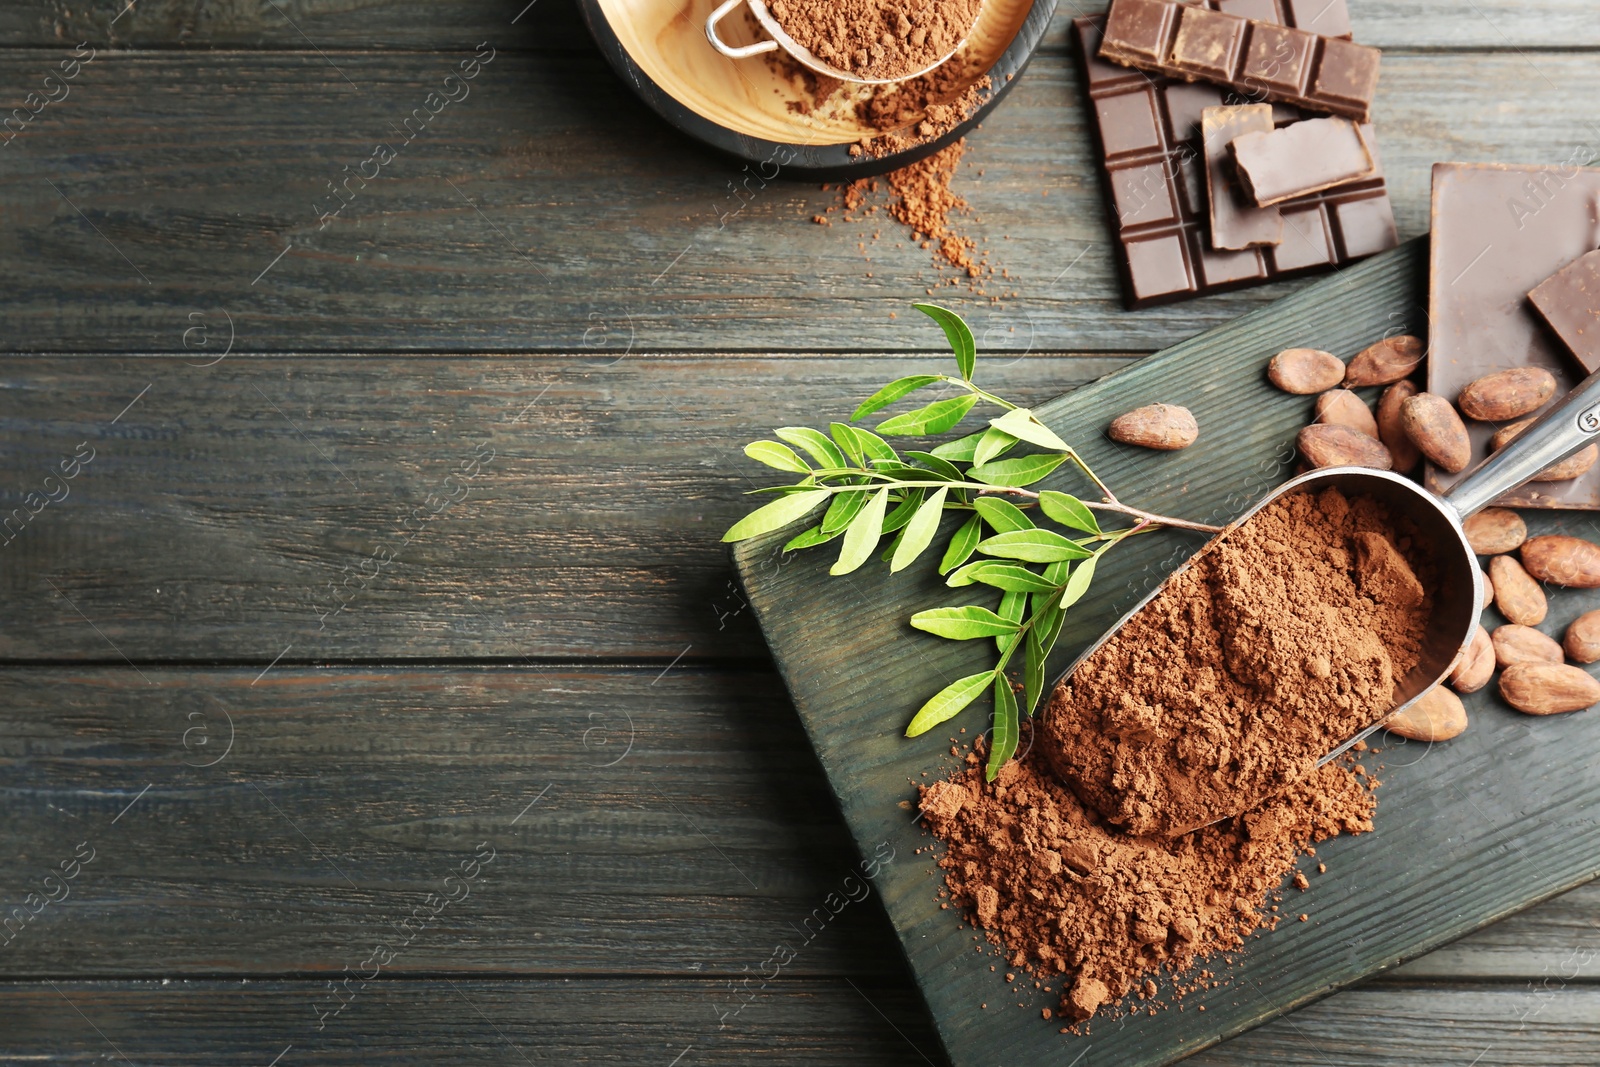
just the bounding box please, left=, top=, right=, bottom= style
left=704, top=0, right=981, bottom=85
left=1052, top=366, right=1600, bottom=806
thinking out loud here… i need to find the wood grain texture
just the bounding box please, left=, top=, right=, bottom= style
left=0, top=354, right=1127, bottom=661
left=2, top=0, right=1597, bottom=49
left=735, top=242, right=1600, bottom=1066
left=1, top=50, right=1598, bottom=352
left=6, top=980, right=1600, bottom=1065
left=0, top=665, right=910, bottom=976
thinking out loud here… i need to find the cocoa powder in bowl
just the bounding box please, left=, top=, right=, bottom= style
left=1041, top=487, right=1434, bottom=837
left=768, top=0, right=984, bottom=82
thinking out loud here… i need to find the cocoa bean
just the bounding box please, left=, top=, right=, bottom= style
left=1314, top=389, right=1378, bottom=438
left=1449, top=624, right=1495, bottom=694
left=1343, top=335, right=1424, bottom=386
left=1565, top=610, right=1600, bottom=664
left=1107, top=404, right=1199, bottom=451
left=1488, top=554, right=1547, bottom=625
left=1482, top=566, right=1494, bottom=607
left=1295, top=423, right=1392, bottom=470
left=1461, top=508, right=1527, bottom=556
left=1385, top=685, right=1468, bottom=742
left=1376, top=380, right=1421, bottom=473
left=1488, top=417, right=1535, bottom=453
left=1267, top=348, right=1344, bottom=394
left=1498, top=663, right=1600, bottom=715
left=1491, top=624, right=1564, bottom=669
left=1399, top=392, right=1471, bottom=473
left=1520, top=535, right=1600, bottom=588
left=1456, top=366, right=1558, bottom=422
left=1488, top=420, right=1599, bottom=481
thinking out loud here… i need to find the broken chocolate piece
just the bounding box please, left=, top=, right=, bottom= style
left=1099, top=0, right=1380, bottom=122
left=1529, top=249, right=1600, bottom=374
left=1202, top=104, right=1284, bottom=249
left=1230, top=117, right=1375, bottom=206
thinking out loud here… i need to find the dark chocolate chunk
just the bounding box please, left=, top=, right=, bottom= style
left=1230, top=117, right=1375, bottom=206
left=1202, top=104, right=1284, bottom=249
left=1073, top=15, right=1397, bottom=309
left=1529, top=249, right=1600, bottom=374
left=1098, top=0, right=1380, bottom=122
left=1426, top=163, right=1600, bottom=509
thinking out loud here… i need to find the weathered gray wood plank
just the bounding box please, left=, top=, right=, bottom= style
left=0, top=354, right=1126, bottom=661
left=0, top=665, right=910, bottom=975
left=1, top=0, right=1596, bottom=49
left=1, top=51, right=1597, bottom=353
left=5, top=980, right=1599, bottom=1065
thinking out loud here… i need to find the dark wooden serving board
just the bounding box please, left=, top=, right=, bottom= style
left=733, top=238, right=1600, bottom=1066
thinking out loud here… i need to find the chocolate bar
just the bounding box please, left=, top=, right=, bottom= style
left=1202, top=105, right=1283, bottom=249
left=1231, top=117, right=1374, bottom=205
left=1529, top=249, right=1600, bottom=373
left=1426, top=163, right=1600, bottom=509
left=1099, top=0, right=1381, bottom=123
left=1074, top=16, right=1397, bottom=309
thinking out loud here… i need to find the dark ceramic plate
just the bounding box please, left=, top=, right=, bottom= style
left=578, top=0, right=1057, bottom=178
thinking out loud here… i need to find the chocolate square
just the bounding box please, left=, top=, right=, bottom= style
left=1284, top=0, right=1351, bottom=37
left=1217, top=0, right=1280, bottom=21
left=1242, top=23, right=1314, bottom=94
left=1162, top=80, right=1227, bottom=144
left=1194, top=236, right=1268, bottom=284
left=1102, top=0, right=1177, bottom=65
left=1095, top=89, right=1166, bottom=159
left=1125, top=233, right=1195, bottom=302
left=1168, top=7, right=1246, bottom=81
left=1273, top=204, right=1336, bottom=269
left=1110, top=161, right=1182, bottom=226
left=1313, top=37, right=1381, bottom=110
left=1332, top=195, right=1398, bottom=259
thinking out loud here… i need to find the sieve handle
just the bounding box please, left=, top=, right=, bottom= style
left=706, top=0, right=779, bottom=58
left=1444, top=365, right=1600, bottom=518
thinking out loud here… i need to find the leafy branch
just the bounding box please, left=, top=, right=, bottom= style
left=724, top=304, right=1221, bottom=781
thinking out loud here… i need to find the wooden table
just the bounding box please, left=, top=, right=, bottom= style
left=3, top=2, right=1598, bottom=1063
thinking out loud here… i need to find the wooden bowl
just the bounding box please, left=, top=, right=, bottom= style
left=579, top=0, right=1057, bottom=178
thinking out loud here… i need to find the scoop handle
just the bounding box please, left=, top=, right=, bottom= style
left=1443, top=366, right=1600, bottom=518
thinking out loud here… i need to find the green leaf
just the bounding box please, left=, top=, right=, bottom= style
left=1060, top=554, right=1098, bottom=609
left=776, top=426, right=847, bottom=470
left=722, top=489, right=830, bottom=542
left=969, top=453, right=1068, bottom=488
left=948, top=562, right=1057, bottom=593
left=910, top=605, right=1021, bottom=640
left=1023, top=625, right=1046, bottom=717
left=850, top=375, right=943, bottom=422
left=842, top=424, right=898, bottom=464
left=977, top=529, right=1093, bottom=563
left=880, top=489, right=925, bottom=534
left=831, top=487, right=890, bottom=575
left=905, top=450, right=965, bottom=483
left=938, top=514, right=983, bottom=575
left=744, top=440, right=811, bottom=474
left=829, top=422, right=864, bottom=465
left=891, top=486, right=949, bottom=573
left=783, top=524, right=839, bottom=552
left=870, top=463, right=941, bottom=481
left=878, top=527, right=904, bottom=564
left=985, top=675, right=1019, bottom=782
left=821, top=487, right=870, bottom=534
left=1040, top=559, right=1071, bottom=585
left=914, top=303, right=977, bottom=381
left=995, top=589, right=1027, bottom=655
left=876, top=393, right=979, bottom=436
left=929, top=430, right=985, bottom=463
left=973, top=496, right=1034, bottom=533
left=1039, top=490, right=1102, bottom=535
left=905, top=670, right=995, bottom=737
left=973, top=426, right=1018, bottom=467
left=989, top=407, right=1073, bottom=452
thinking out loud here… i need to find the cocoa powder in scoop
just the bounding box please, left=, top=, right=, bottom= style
left=768, top=0, right=982, bottom=82
left=1042, top=487, right=1433, bottom=837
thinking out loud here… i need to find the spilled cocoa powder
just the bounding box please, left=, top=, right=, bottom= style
left=768, top=0, right=982, bottom=82
left=1043, top=487, right=1433, bottom=838
left=919, top=744, right=1378, bottom=1022
left=917, top=487, right=1431, bottom=1023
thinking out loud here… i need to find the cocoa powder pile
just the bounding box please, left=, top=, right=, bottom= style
left=920, top=745, right=1378, bottom=1022
left=768, top=0, right=982, bottom=82
left=918, top=487, right=1433, bottom=1023
left=1042, top=487, right=1433, bottom=837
